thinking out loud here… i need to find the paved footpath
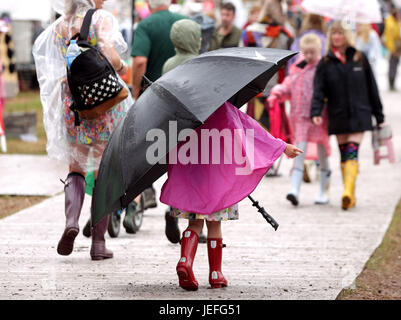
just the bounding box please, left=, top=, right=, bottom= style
left=0, top=155, right=66, bottom=196
left=1, top=72, right=401, bottom=300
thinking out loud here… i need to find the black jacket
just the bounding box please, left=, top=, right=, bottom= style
left=311, top=46, right=384, bottom=135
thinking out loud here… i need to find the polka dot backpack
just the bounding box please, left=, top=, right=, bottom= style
left=67, top=9, right=128, bottom=126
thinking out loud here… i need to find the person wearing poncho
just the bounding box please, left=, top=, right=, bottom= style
left=33, top=0, right=133, bottom=260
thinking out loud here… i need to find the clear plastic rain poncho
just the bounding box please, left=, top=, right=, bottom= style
left=33, top=0, right=134, bottom=172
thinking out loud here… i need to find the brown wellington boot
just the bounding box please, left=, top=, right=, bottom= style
left=57, top=172, right=86, bottom=256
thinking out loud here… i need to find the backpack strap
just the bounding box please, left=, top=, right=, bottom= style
left=79, top=8, right=97, bottom=42
left=69, top=102, right=81, bottom=126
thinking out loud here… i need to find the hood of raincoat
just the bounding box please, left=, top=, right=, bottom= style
left=52, top=0, right=95, bottom=16
left=170, top=19, right=201, bottom=55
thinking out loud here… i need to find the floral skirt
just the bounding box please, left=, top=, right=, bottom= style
left=63, top=96, right=126, bottom=145
left=170, top=204, right=239, bottom=222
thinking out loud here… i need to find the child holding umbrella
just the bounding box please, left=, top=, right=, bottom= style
left=160, top=102, right=303, bottom=291
left=161, top=18, right=303, bottom=292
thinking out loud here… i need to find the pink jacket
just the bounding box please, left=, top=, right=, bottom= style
left=269, top=57, right=330, bottom=156
left=270, top=58, right=319, bottom=120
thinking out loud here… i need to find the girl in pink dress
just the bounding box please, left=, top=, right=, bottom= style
left=268, top=33, right=331, bottom=206
left=160, top=102, right=302, bottom=291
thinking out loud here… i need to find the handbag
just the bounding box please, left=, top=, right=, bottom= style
left=67, top=9, right=128, bottom=126
left=372, top=123, right=393, bottom=149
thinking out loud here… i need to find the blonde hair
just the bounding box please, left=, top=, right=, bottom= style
left=250, top=5, right=261, bottom=15
left=357, top=23, right=371, bottom=44
left=326, top=20, right=355, bottom=54
left=300, top=33, right=322, bottom=52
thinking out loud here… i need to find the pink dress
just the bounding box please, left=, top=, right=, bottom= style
left=270, top=58, right=330, bottom=155
left=160, top=102, right=287, bottom=216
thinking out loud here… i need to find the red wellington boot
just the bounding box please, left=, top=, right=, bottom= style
left=176, top=229, right=199, bottom=291
left=207, top=238, right=228, bottom=289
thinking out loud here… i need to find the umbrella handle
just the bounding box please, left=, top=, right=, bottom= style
left=138, top=76, right=153, bottom=97
left=142, top=75, right=153, bottom=89
left=248, top=196, right=279, bottom=231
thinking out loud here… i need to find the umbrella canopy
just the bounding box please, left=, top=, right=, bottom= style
left=92, top=47, right=296, bottom=226
left=302, top=0, right=382, bottom=24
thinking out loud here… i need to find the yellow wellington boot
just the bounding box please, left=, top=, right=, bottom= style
left=340, top=162, right=345, bottom=184
left=342, top=160, right=359, bottom=210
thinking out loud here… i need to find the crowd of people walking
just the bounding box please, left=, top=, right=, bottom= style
left=31, top=0, right=395, bottom=292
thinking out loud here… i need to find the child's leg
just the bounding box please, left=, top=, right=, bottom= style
left=315, top=143, right=330, bottom=204
left=287, top=141, right=307, bottom=206
left=188, top=219, right=204, bottom=236
left=205, top=221, right=227, bottom=288
left=205, top=221, right=221, bottom=238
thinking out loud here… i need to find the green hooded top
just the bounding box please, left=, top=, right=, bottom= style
left=162, top=19, right=202, bottom=75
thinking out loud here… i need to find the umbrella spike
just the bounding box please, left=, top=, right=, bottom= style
left=248, top=195, right=279, bottom=231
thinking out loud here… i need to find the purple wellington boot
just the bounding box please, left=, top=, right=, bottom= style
left=57, top=172, right=86, bottom=256
left=89, top=186, right=113, bottom=260
left=90, top=214, right=113, bottom=260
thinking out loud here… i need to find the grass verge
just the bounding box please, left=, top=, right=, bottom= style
left=0, top=195, right=48, bottom=219
left=337, top=198, right=401, bottom=300
left=3, top=91, right=47, bottom=154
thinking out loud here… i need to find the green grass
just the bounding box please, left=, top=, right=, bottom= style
left=337, top=198, right=401, bottom=299
left=3, top=91, right=47, bottom=154
left=365, top=202, right=401, bottom=271
left=4, top=91, right=43, bottom=112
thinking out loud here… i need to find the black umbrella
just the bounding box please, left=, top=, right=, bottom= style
left=92, top=47, right=296, bottom=226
